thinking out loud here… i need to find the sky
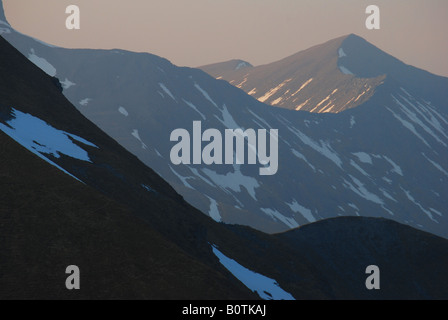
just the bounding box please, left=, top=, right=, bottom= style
left=3, top=0, right=448, bottom=77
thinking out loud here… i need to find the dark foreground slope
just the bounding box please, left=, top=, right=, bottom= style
left=276, top=217, right=448, bottom=299
left=0, top=130, right=253, bottom=299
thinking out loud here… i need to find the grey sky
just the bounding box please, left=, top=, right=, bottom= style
left=3, top=0, right=448, bottom=77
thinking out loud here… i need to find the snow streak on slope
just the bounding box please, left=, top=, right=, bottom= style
left=352, top=152, right=373, bottom=164
left=182, top=99, right=206, bottom=120
left=132, top=129, right=148, bottom=149
left=194, top=83, right=219, bottom=109
left=79, top=98, right=91, bottom=106
left=159, top=83, right=176, bottom=101
left=261, top=208, right=299, bottom=229
left=118, top=106, right=129, bottom=117
left=389, top=91, right=448, bottom=147
left=27, top=48, right=56, bottom=76
left=286, top=124, right=343, bottom=168
left=339, top=65, right=353, bottom=75
left=206, top=196, right=222, bottom=222
left=211, top=245, right=295, bottom=300
left=287, top=200, right=316, bottom=223
left=292, top=78, right=314, bottom=97
left=201, top=166, right=260, bottom=201
left=338, top=48, right=347, bottom=58
left=258, top=79, right=292, bottom=103
left=0, top=108, right=97, bottom=182
left=60, top=78, right=76, bottom=90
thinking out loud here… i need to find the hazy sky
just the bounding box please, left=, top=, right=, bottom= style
left=3, top=0, right=448, bottom=77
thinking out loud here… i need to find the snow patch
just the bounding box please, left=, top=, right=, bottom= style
left=131, top=129, right=147, bottom=149
left=79, top=98, right=91, bottom=106
left=211, top=245, right=295, bottom=300
left=0, top=109, right=98, bottom=182
left=215, top=104, right=240, bottom=129
left=158, top=83, right=176, bottom=101
left=350, top=160, right=370, bottom=177
left=206, top=196, right=222, bottom=222
left=344, top=176, right=384, bottom=205
left=422, top=153, right=448, bottom=176
left=194, top=83, right=219, bottom=109
left=236, top=78, right=248, bottom=88
left=295, top=99, right=310, bottom=111
left=60, top=78, right=76, bottom=90
left=201, top=166, right=259, bottom=201
left=118, top=106, right=129, bottom=117
left=141, top=184, right=156, bottom=193
left=248, top=88, right=257, bottom=95
left=258, top=79, right=292, bottom=103
left=271, top=97, right=283, bottom=106
left=169, top=166, right=195, bottom=189
left=339, top=65, right=353, bottom=75
left=350, top=116, right=356, bottom=128
left=154, top=148, right=163, bottom=158
left=287, top=200, right=316, bottom=223
left=235, top=61, right=249, bottom=70
left=338, top=47, right=347, bottom=58
left=247, top=109, right=272, bottom=129
left=182, top=99, right=206, bottom=120
left=291, top=149, right=316, bottom=172
left=352, top=152, right=373, bottom=165
left=261, top=208, right=299, bottom=229
left=310, top=90, right=337, bottom=113
left=383, top=156, right=403, bottom=176
left=401, top=187, right=438, bottom=223
left=28, top=49, right=56, bottom=76
left=292, top=78, right=313, bottom=97
left=0, top=108, right=97, bottom=161
left=286, top=126, right=342, bottom=168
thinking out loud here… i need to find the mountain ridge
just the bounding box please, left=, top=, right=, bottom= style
left=0, top=1, right=7, bottom=23
left=200, top=33, right=448, bottom=114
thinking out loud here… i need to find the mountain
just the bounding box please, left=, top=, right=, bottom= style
left=1, top=3, right=448, bottom=299
left=1, top=2, right=448, bottom=241
left=200, top=34, right=448, bottom=114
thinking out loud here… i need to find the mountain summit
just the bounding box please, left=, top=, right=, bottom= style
left=0, top=1, right=10, bottom=32
left=200, top=34, right=448, bottom=113
left=0, top=1, right=6, bottom=23
left=200, top=59, right=253, bottom=80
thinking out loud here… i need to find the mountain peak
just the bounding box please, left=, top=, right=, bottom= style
left=199, top=59, right=253, bottom=80
left=0, top=0, right=8, bottom=25
left=344, top=33, right=365, bottom=42
left=199, top=32, right=447, bottom=114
